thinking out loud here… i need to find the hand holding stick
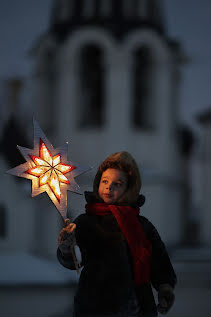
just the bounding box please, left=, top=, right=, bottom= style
left=58, top=218, right=80, bottom=274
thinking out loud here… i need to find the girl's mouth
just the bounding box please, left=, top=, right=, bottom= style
left=103, top=194, right=112, bottom=198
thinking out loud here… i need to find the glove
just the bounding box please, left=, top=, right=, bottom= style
left=157, top=284, right=175, bottom=315
left=58, top=219, right=76, bottom=245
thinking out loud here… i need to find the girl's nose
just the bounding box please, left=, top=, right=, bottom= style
left=106, top=183, right=112, bottom=190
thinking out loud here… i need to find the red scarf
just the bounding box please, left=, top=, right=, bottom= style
left=85, top=203, right=152, bottom=285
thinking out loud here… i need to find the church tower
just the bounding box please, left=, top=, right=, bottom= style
left=50, top=0, right=165, bottom=39
left=31, top=0, right=183, bottom=247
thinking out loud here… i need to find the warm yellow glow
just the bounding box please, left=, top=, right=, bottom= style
left=24, top=139, right=75, bottom=203
left=56, top=163, right=75, bottom=174
left=30, top=155, right=49, bottom=166
left=49, top=171, right=61, bottom=202
left=53, top=154, right=61, bottom=167
left=40, top=169, right=52, bottom=186
left=26, top=166, right=50, bottom=177
left=40, top=140, right=52, bottom=166
left=56, top=170, right=70, bottom=184
left=7, top=120, right=90, bottom=218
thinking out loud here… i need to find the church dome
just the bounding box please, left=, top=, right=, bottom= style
left=49, top=0, right=166, bottom=41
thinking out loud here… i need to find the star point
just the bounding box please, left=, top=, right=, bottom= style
left=7, top=120, right=90, bottom=219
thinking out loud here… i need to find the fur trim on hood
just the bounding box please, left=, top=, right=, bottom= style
left=93, top=151, right=142, bottom=206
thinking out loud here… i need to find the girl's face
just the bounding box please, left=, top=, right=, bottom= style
left=98, top=168, right=128, bottom=204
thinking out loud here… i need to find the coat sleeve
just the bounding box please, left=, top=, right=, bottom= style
left=57, top=216, right=83, bottom=270
left=139, top=216, right=177, bottom=291
left=57, top=214, right=99, bottom=270
left=57, top=238, right=80, bottom=270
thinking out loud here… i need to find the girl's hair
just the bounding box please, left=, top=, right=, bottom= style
left=93, top=151, right=141, bottom=205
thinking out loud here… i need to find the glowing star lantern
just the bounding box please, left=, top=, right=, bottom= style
left=7, top=119, right=90, bottom=219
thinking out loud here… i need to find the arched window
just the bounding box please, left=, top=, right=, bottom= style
left=0, top=204, right=7, bottom=239
left=78, top=44, right=104, bottom=128
left=132, top=46, right=154, bottom=129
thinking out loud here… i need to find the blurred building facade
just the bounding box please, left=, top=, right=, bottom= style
left=197, top=109, right=211, bottom=246
left=29, top=0, right=184, bottom=249
left=1, top=2, right=211, bottom=317
left=1, top=0, right=189, bottom=258
left=3, top=0, right=208, bottom=259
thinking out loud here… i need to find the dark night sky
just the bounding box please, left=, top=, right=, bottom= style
left=0, top=0, right=211, bottom=129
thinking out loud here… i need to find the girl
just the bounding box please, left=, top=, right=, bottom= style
left=57, top=152, right=176, bottom=317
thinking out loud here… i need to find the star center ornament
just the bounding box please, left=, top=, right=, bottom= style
left=7, top=119, right=90, bottom=219
left=25, top=139, right=76, bottom=203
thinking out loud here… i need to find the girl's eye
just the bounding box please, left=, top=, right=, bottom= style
left=102, top=180, right=108, bottom=184
left=115, top=183, right=122, bottom=187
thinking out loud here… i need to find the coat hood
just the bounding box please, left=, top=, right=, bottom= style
left=92, top=151, right=142, bottom=206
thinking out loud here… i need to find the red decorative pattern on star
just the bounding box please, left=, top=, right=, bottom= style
left=25, top=139, right=76, bottom=202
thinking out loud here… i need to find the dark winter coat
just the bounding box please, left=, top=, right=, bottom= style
left=57, top=201, right=177, bottom=316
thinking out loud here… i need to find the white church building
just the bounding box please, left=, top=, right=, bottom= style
left=3, top=1, right=210, bottom=317
left=30, top=0, right=184, bottom=248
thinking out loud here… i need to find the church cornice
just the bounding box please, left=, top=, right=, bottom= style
left=50, top=18, right=165, bottom=42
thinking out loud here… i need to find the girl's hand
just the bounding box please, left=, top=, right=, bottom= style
left=58, top=219, right=76, bottom=245
left=157, top=284, right=175, bottom=314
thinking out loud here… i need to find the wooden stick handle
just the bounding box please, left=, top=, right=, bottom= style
left=71, top=245, right=80, bottom=274
left=63, top=218, right=80, bottom=274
